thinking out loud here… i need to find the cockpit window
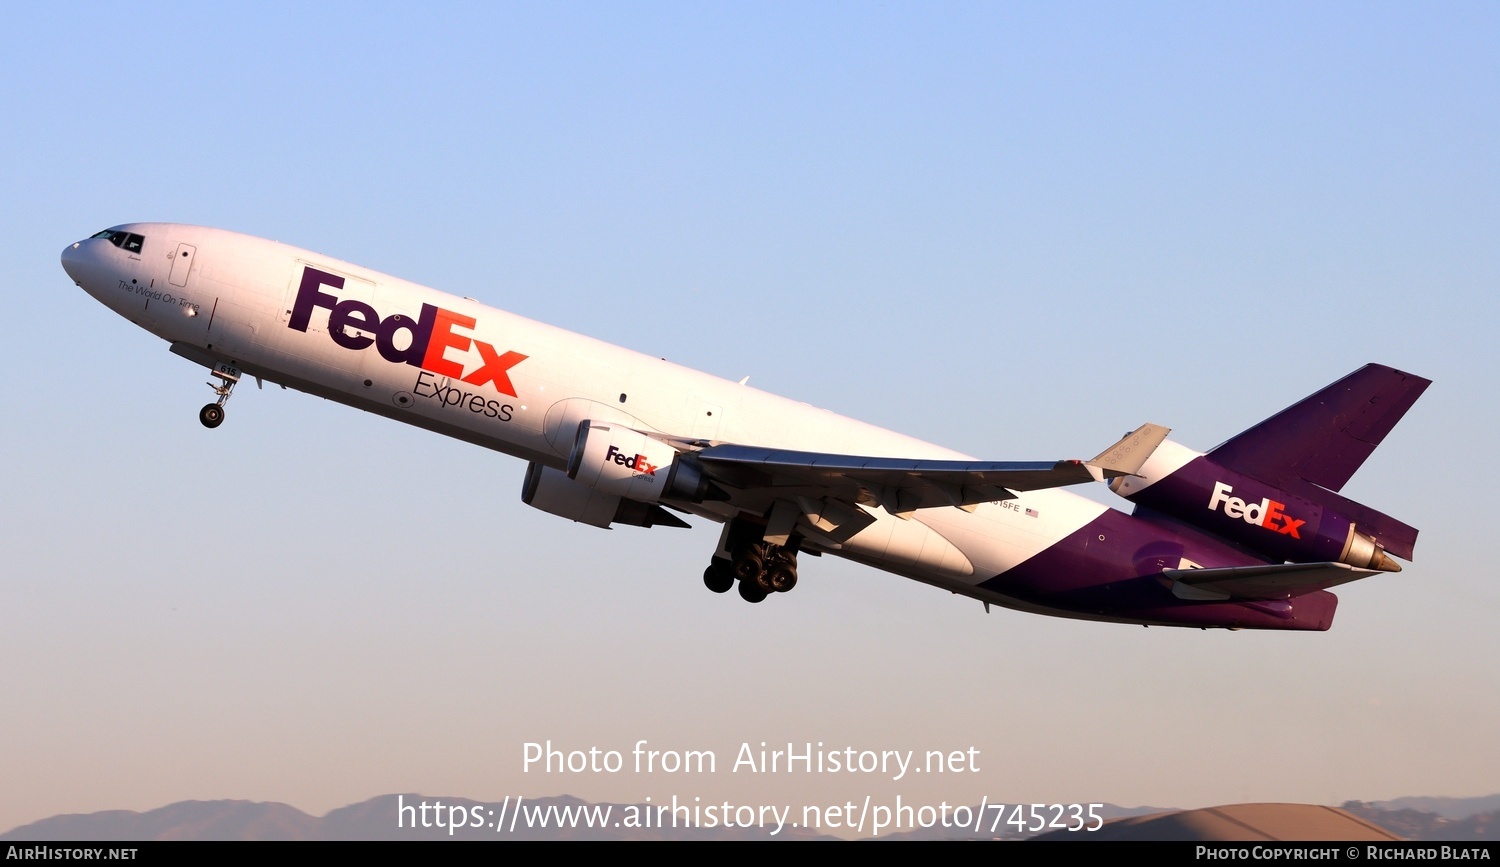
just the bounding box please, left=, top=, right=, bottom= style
left=90, top=229, right=145, bottom=254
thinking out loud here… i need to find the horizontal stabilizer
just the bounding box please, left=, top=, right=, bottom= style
left=1210, top=363, right=1430, bottom=492
left=1085, top=423, right=1171, bottom=482
left=1164, top=561, right=1381, bottom=602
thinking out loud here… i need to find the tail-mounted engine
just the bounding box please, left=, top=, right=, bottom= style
left=1113, top=445, right=1407, bottom=572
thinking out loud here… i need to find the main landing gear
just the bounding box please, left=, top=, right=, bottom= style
left=703, top=518, right=800, bottom=604
left=199, top=362, right=241, bottom=429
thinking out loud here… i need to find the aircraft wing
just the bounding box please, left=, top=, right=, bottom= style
left=692, top=423, right=1169, bottom=519
left=1164, top=562, right=1381, bottom=601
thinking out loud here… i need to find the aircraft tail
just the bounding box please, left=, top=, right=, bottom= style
left=1111, top=364, right=1427, bottom=566
left=1208, top=363, right=1431, bottom=493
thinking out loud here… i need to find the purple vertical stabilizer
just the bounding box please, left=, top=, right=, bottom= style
left=1117, top=363, right=1425, bottom=563
left=1209, top=363, right=1430, bottom=492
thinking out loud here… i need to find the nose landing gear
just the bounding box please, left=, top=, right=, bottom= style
left=199, top=362, right=241, bottom=429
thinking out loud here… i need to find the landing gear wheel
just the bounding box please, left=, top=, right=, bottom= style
left=703, top=561, right=734, bottom=594
left=737, top=579, right=767, bottom=604
left=732, top=550, right=764, bottom=585
left=768, top=566, right=797, bottom=593
left=199, top=362, right=241, bottom=430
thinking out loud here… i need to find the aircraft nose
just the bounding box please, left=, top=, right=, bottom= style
left=60, top=241, right=86, bottom=283
left=61, top=238, right=112, bottom=293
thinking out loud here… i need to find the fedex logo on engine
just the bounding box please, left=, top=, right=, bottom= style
left=605, top=444, right=658, bottom=477
left=288, top=267, right=527, bottom=397
left=1207, top=482, right=1304, bottom=538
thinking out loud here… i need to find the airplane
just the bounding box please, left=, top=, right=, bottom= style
left=60, top=223, right=1429, bottom=630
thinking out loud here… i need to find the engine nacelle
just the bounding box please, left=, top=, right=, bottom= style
left=1114, top=447, right=1403, bottom=571
left=565, top=421, right=717, bottom=504
left=521, top=462, right=689, bottom=529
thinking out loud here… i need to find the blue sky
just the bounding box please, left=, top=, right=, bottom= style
left=1, top=2, right=1496, bottom=835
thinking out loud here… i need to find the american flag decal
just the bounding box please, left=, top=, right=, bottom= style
left=1025, top=508, right=1039, bottom=518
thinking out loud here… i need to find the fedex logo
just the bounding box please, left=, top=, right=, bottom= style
left=1207, top=482, right=1304, bottom=539
left=605, top=444, right=658, bottom=476
left=288, top=267, right=526, bottom=397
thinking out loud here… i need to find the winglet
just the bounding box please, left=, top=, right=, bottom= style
left=1085, top=423, right=1171, bottom=482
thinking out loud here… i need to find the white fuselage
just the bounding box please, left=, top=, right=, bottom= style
left=63, top=223, right=1115, bottom=609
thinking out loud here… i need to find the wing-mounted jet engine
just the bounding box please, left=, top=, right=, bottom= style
left=521, top=421, right=726, bottom=529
